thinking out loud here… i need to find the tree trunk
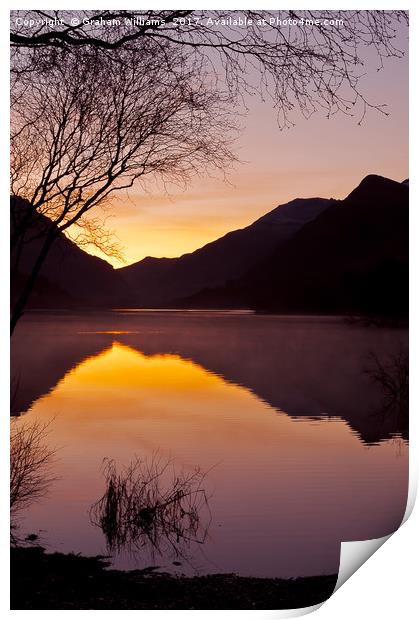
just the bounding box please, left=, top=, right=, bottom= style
left=10, top=232, right=57, bottom=335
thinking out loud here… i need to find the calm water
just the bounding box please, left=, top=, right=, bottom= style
left=11, top=311, right=408, bottom=578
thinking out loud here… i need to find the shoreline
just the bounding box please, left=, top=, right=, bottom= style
left=11, top=546, right=338, bottom=610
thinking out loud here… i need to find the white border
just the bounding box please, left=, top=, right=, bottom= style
left=1, top=2, right=417, bottom=618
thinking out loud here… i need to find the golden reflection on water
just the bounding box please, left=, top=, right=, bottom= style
left=21, top=340, right=408, bottom=577
left=29, top=341, right=367, bottom=452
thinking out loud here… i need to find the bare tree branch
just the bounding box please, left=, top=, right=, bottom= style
left=10, top=10, right=408, bottom=125
left=10, top=40, right=237, bottom=331
left=10, top=419, right=56, bottom=520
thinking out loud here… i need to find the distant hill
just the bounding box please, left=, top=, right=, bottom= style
left=11, top=197, right=127, bottom=308
left=181, top=175, right=408, bottom=319
left=119, top=197, right=334, bottom=306
left=11, top=174, right=408, bottom=318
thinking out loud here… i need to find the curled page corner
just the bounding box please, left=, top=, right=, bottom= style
left=275, top=468, right=417, bottom=617
left=332, top=474, right=417, bottom=596
left=273, top=534, right=395, bottom=617
left=265, top=473, right=417, bottom=617
left=402, top=468, right=417, bottom=525
left=333, top=534, right=391, bottom=593
left=271, top=602, right=324, bottom=618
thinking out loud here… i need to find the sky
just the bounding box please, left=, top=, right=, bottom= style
left=83, top=27, right=409, bottom=268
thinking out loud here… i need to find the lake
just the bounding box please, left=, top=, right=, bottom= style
left=11, top=310, right=408, bottom=579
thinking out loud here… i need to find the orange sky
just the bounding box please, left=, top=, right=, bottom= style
left=80, top=40, right=408, bottom=268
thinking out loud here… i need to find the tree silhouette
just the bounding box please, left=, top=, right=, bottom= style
left=10, top=419, right=56, bottom=530
left=11, top=10, right=408, bottom=124
left=10, top=10, right=408, bottom=331
left=10, top=42, right=236, bottom=332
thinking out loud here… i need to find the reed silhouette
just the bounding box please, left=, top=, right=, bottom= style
left=90, top=455, right=211, bottom=562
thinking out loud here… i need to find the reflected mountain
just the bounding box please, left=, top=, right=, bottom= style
left=12, top=312, right=408, bottom=443
left=11, top=325, right=112, bottom=415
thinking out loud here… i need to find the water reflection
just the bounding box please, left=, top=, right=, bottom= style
left=12, top=311, right=408, bottom=443
left=11, top=312, right=409, bottom=578
left=364, top=349, right=408, bottom=439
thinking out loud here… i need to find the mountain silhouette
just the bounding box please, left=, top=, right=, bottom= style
left=119, top=197, right=334, bottom=306
left=11, top=197, right=126, bottom=308
left=179, top=175, right=408, bottom=318
left=251, top=174, right=408, bottom=316
left=11, top=174, right=408, bottom=318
